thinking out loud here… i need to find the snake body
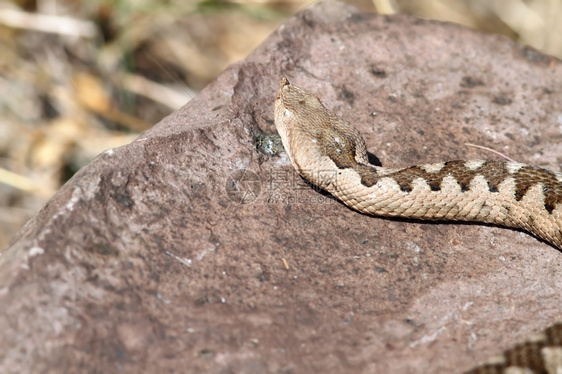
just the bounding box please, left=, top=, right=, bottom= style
left=274, top=78, right=562, bottom=249
left=274, top=78, right=562, bottom=373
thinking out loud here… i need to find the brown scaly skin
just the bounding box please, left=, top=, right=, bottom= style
left=275, top=78, right=562, bottom=249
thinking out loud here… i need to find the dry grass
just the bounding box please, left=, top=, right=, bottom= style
left=0, top=0, right=560, bottom=249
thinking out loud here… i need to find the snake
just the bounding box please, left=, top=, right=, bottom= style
left=273, top=78, right=562, bottom=373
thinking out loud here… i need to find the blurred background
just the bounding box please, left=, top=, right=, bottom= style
left=0, top=0, right=561, bottom=250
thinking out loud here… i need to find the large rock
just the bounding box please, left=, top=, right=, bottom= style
left=1, top=1, right=561, bottom=373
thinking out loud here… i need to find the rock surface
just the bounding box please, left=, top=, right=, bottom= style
left=1, top=1, right=562, bottom=373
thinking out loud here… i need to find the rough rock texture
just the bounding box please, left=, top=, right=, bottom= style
left=1, top=2, right=562, bottom=373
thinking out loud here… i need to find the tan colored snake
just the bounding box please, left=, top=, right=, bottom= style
left=274, top=78, right=562, bottom=373
left=274, top=78, right=562, bottom=250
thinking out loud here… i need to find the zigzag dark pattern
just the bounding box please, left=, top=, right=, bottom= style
left=465, top=323, right=562, bottom=374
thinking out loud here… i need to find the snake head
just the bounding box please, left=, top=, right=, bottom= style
left=274, top=78, right=372, bottom=188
